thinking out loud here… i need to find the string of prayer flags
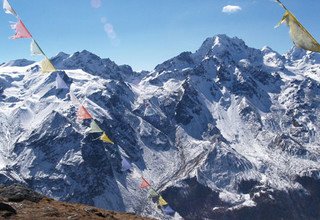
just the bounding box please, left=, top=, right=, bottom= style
left=137, top=174, right=176, bottom=215
left=31, top=40, right=45, bottom=56
left=77, top=105, right=93, bottom=120
left=275, top=0, right=320, bottom=52
left=87, top=120, right=103, bottom=133
left=158, top=196, right=168, bottom=206
left=138, top=175, right=175, bottom=215
left=56, top=74, right=69, bottom=89
left=140, top=177, right=151, bottom=189
left=148, top=189, right=159, bottom=198
left=10, top=19, right=32, bottom=39
left=40, top=57, right=56, bottom=73
left=161, top=205, right=175, bottom=216
left=100, top=132, right=114, bottom=144
left=3, top=0, right=57, bottom=73
left=121, top=156, right=132, bottom=172
left=3, top=0, right=17, bottom=17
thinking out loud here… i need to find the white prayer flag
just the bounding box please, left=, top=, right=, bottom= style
left=3, top=0, right=17, bottom=17
left=31, top=40, right=44, bottom=56
left=87, top=121, right=103, bottom=133
left=70, top=91, right=81, bottom=106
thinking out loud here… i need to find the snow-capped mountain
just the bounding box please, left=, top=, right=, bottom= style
left=0, top=34, right=320, bottom=219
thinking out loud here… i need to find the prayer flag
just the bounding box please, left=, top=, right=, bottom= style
left=77, top=105, right=92, bottom=120
left=158, top=196, right=168, bottom=206
left=87, top=121, right=103, bottom=133
left=148, top=189, right=159, bottom=198
left=140, top=177, right=151, bottom=189
left=10, top=19, right=32, bottom=39
left=100, top=132, right=114, bottom=144
left=56, top=74, right=69, bottom=89
left=40, top=57, right=56, bottom=73
left=70, top=91, right=81, bottom=106
left=121, top=156, right=132, bottom=172
left=3, top=0, right=17, bottom=17
left=275, top=0, right=320, bottom=52
left=161, top=205, right=175, bottom=215
left=31, top=40, right=44, bottom=56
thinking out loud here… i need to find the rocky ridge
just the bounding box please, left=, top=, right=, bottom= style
left=0, top=184, right=151, bottom=219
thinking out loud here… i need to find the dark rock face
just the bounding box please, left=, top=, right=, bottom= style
left=175, top=81, right=200, bottom=125
left=296, top=172, right=320, bottom=199
left=161, top=178, right=223, bottom=220
left=163, top=177, right=320, bottom=220
left=268, top=134, right=312, bottom=158
left=0, top=184, right=44, bottom=203
left=237, top=179, right=260, bottom=194
left=0, top=202, right=17, bottom=218
left=0, top=184, right=42, bottom=218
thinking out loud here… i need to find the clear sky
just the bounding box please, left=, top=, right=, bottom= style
left=1, top=0, right=320, bottom=71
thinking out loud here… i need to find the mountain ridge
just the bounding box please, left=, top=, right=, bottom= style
left=1, top=34, right=320, bottom=219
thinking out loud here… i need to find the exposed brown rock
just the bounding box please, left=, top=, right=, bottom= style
left=0, top=184, right=153, bottom=220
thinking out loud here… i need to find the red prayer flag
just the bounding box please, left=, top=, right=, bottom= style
left=10, top=19, right=32, bottom=39
left=77, top=105, right=92, bottom=120
left=140, top=177, right=151, bottom=189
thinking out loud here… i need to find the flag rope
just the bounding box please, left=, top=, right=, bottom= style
left=275, top=0, right=288, bottom=11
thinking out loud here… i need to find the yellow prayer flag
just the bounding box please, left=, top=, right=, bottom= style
left=275, top=1, right=320, bottom=52
left=40, top=57, right=56, bottom=73
left=100, top=132, right=114, bottom=144
left=158, top=196, right=168, bottom=206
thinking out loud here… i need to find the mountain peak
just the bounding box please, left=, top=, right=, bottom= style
left=155, top=34, right=260, bottom=72
left=195, top=34, right=247, bottom=54
left=2, top=59, right=35, bottom=67
left=55, top=52, right=69, bottom=58
left=285, top=46, right=320, bottom=65
left=70, top=50, right=101, bottom=60
left=191, top=34, right=257, bottom=65
left=285, top=46, right=308, bottom=61
left=261, top=46, right=275, bottom=53
left=52, top=50, right=114, bottom=78
left=202, top=34, right=243, bottom=45
left=213, top=34, right=246, bottom=46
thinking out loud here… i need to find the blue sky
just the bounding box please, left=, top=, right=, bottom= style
left=1, top=0, right=320, bottom=70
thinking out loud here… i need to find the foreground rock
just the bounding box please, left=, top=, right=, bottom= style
left=0, top=184, right=152, bottom=220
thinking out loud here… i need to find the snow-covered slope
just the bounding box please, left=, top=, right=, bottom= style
left=1, top=34, right=320, bottom=219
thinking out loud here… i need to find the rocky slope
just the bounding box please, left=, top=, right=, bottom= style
left=0, top=34, right=320, bottom=219
left=0, top=184, right=151, bottom=219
